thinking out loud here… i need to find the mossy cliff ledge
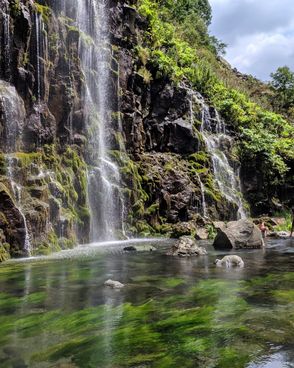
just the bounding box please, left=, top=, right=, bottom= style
left=0, top=0, right=293, bottom=259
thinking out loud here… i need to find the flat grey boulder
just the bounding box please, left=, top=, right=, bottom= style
left=213, top=219, right=264, bottom=249
left=104, top=279, right=125, bottom=289
left=167, top=236, right=207, bottom=257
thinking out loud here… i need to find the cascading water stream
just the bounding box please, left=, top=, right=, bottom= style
left=193, top=92, right=246, bottom=219
left=72, top=0, right=126, bottom=241
left=34, top=11, right=47, bottom=107
left=0, top=0, right=11, bottom=80
left=188, top=90, right=207, bottom=217
left=35, top=12, right=42, bottom=105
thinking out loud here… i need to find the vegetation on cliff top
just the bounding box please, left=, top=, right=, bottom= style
left=137, top=0, right=294, bottom=199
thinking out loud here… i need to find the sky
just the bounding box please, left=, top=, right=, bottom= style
left=209, top=0, right=294, bottom=81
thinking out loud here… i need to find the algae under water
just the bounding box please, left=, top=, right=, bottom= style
left=0, top=239, right=294, bottom=368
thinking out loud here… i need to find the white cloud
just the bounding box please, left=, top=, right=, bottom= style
left=209, top=0, right=294, bottom=80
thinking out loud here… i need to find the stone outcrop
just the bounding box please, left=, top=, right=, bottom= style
left=213, top=219, right=264, bottom=249
left=167, top=236, right=207, bottom=257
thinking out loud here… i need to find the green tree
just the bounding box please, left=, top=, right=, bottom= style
left=270, top=66, right=294, bottom=111
left=161, top=0, right=212, bottom=25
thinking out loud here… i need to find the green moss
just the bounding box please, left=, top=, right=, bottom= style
left=145, top=202, right=159, bottom=215
left=34, top=231, right=61, bottom=256
left=206, top=223, right=217, bottom=239
left=134, top=220, right=154, bottom=236
left=10, top=0, right=21, bottom=17
left=15, top=152, right=42, bottom=168
left=76, top=206, right=90, bottom=226
left=0, top=243, right=10, bottom=263
left=0, top=153, right=6, bottom=175
left=137, top=67, right=153, bottom=84
left=189, top=151, right=210, bottom=165
left=34, top=3, right=51, bottom=23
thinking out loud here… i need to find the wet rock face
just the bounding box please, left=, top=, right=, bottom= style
left=144, top=84, right=200, bottom=154
left=0, top=183, right=27, bottom=257
left=0, top=1, right=90, bottom=261
left=110, top=1, right=238, bottom=230
left=0, top=81, right=26, bottom=152
left=137, top=153, right=204, bottom=227
left=213, top=219, right=264, bottom=249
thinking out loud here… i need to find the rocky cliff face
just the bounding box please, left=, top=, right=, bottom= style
left=0, top=0, right=287, bottom=261
left=0, top=0, right=89, bottom=260
left=111, top=1, right=243, bottom=236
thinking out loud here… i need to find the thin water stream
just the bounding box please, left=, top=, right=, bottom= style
left=193, top=92, right=246, bottom=219
left=0, top=238, right=293, bottom=367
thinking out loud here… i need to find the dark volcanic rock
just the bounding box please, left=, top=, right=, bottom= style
left=0, top=183, right=27, bottom=257
left=213, top=219, right=264, bottom=249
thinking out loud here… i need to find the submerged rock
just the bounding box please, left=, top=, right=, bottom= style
left=123, top=245, right=156, bottom=252
left=123, top=246, right=137, bottom=251
left=267, top=230, right=290, bottom=239
left=213, top=219, right=263, bottom=249
left=104, top=279, right=125, bottom=289
left=167, top=236, right=207, bottom=257
left=215, top=255, right=244, bottom=268
left=276, top=231, right=290, bottom=239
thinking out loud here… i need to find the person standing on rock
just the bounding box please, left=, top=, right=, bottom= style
left=258, top=220, right=267, bottom=239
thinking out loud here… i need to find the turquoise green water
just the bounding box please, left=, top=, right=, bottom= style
left=0, top=239, right=293, bottom=368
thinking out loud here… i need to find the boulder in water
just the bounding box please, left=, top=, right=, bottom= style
left=123, top=245, right=156, bottom=252
left=195, top=227, right=209, bottom=240
left=123, top=246, right=137, bottom=252
left=215, top=255, right=244, bottom=268
left=213, top=219, right=263, bottom=249
left=104, top=279, right=125, bottom=289
left=167, top=236, right=207, bottom=257
left=276, top=231, right=290, bottom=239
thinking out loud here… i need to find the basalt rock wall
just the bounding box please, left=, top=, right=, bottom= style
left=0, top=0, right=275, bottom=260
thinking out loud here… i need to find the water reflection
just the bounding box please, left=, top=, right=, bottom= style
left=0, top=239, right=293, bottom=367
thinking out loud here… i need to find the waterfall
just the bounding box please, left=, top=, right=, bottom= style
left=35, top=13, right=42, bottom=104
left=194, top=92, right=246, bottom=219
left=0, top=81, right=32, bottom=254
left=188, top=90, right=207, bottom=217
left=62, top=0, right=125, bottom=241
left=0, top=0, right=11, bottom=81
left=34, top=12, right=47, bottom=106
